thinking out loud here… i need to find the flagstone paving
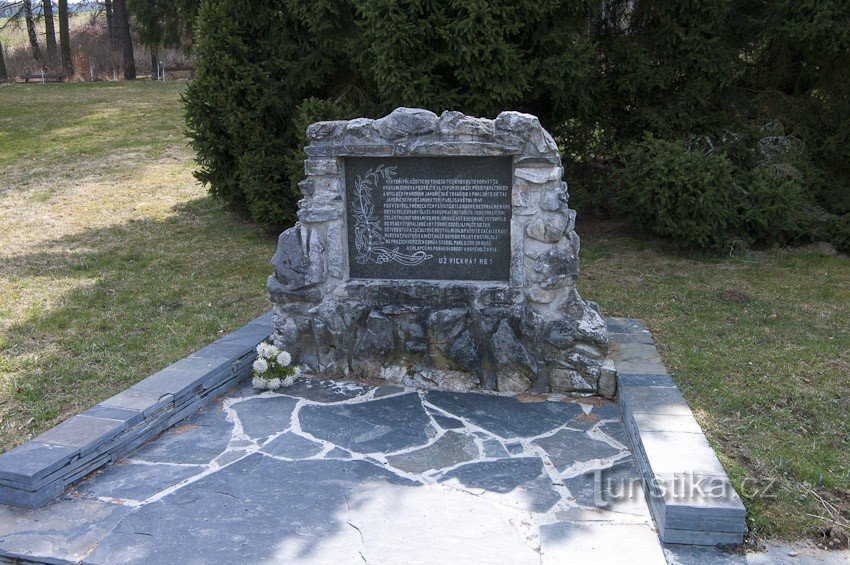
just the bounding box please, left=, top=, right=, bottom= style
left=0, top=377, right=672, bottom=564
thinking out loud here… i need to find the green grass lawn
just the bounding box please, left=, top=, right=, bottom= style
left=578, top=226, right=849, bottom=540
left=0, top=81, right=847, bottom=542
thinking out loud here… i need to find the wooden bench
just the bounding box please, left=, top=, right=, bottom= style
left=18, top=71, right=67, bottom=83
left=160, top=65, right=195, bottom=80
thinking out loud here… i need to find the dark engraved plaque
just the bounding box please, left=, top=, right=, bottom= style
left=345, top=156, right=512, bottom=281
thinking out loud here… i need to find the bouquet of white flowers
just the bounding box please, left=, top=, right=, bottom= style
left=251, top=341, right=300, bottom=390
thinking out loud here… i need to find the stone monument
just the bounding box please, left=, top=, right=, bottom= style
left=268, top=108, right=614, bottom=396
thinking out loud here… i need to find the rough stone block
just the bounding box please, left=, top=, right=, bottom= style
left=514, top=165, right=563, bottom=184
left=304, top=158, right=339, bottom=176
left=374, top=107, right=438, bottom=140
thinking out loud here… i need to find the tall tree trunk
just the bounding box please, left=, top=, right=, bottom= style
left=113, top=0, right=135, bottom=80
left=58, top=0, right=72, bottom=74
left=0, top=43, right=8, bottom=82
left=23, top=0, right=43, bottom=63
left=104, top=0, right=117, bottom=47
left=42, top=0, right=57, bottom=64
left=150, top=47, right=158, bottom=81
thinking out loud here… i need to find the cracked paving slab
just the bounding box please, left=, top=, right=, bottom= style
left=298, top=392, right=437, bottom=453
left=0, top=376, right=666, bottom=564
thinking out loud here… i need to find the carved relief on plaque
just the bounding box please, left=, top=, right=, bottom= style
left=345, top=156, right=513, bottom=281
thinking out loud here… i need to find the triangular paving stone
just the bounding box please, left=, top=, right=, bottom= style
left=532, top=429, right=622, bottom=472
left=131, top=416, right=233, bottom=465
left=261, top=432, right=324, bottom=459
left=426, top=391, right=583, bottom=439
left=231, top=395, right=299, bottom=440
left=299, top=393, right=435, bottom=453
left=597, top=421, right=630, bottom=448
left=589, top=401, right=622, bottom=420
left=439, top=457, right=561, bottom=513
left=386, top=431, right=478, bottom=473
left=662, top=543, right=748, bottom=564
left=481, top=438, right=510, bottom=458
left=430, top=413, right=465, bottom=430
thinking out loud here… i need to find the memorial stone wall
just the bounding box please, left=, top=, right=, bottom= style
left=268, top=108, right=614, bottom=396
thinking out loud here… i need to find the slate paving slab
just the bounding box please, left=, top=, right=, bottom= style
left=425, top=389, right=584, bottom=438
left=283, top=377, right=372, bottom=403
left=71, top=461, right=202, bottom=502
left=533, top=428, right=622, bottom=472
left=385, top=431, right=478, bottom=473
left=86, top=456, right=414, bottom=565
left=563, top=459, right=650, bottom=517
left=130, top=416, right=234, bottom=465
left=0, top=498, right=131, bottom=563
left=540, top=521, right=667, bottom=564
left=261, top=432, right=325, bottom=459
left=299, top=392, right=436, bottom=453
left=0, top=376, right=665, bottom=564
left=439, top=456, right=563, bottom=513
left=230, top=395, right=299, bottom=440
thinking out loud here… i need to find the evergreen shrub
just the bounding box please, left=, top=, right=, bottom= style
left=616, top=135, right=813, bottom=249
left=615, top=136, right=740, bottom=249
left=184, top=0, right=849, bottom=252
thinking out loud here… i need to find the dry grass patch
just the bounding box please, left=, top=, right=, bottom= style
left=0, top=82, right=276, bottom=451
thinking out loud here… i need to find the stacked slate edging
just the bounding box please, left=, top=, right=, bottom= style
left=0, top=313, right=274, bottom=508
left=607, top=317, right=747, bottom=546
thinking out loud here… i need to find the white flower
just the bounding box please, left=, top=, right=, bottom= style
left=267, top=378, right=282, bottom=390
left=252, top=376, right=267, bottom=390
left=292, top=365, right=301, bottom=376
left=255, top=342, right=279, bottom=359
left=282, top=374, right=296, bottom=388
left=253, top=358, right=269, bottom=374
left=264, top=345, right=280, bottom=359
left=276, top=351, right=292, bottom=367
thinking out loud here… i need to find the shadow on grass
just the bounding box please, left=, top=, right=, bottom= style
left=0, top=197, right=277, bottom=450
